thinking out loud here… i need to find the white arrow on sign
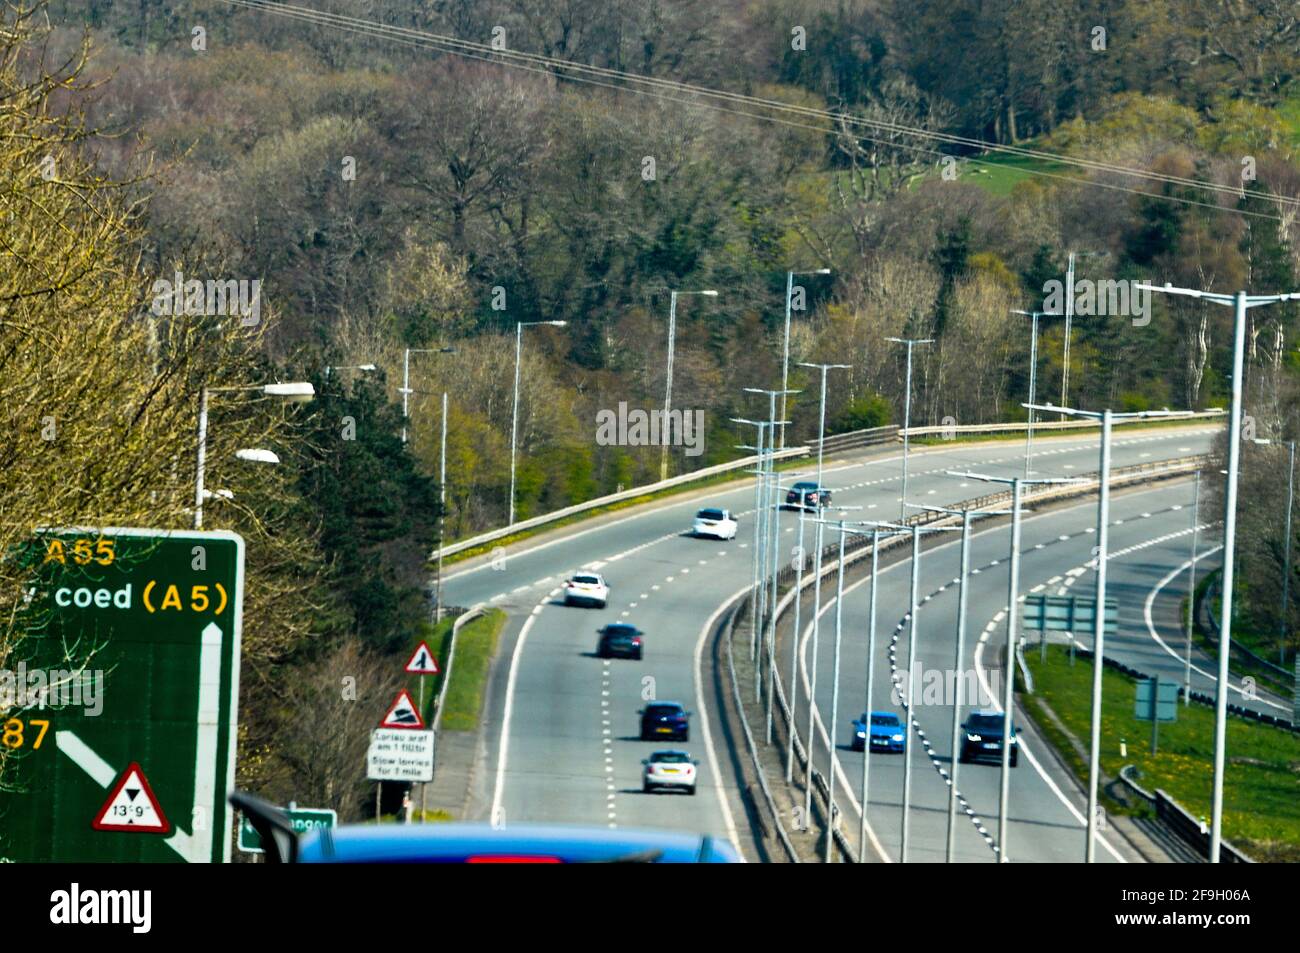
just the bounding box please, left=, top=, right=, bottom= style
left=53, top=621, right=225, bottom=863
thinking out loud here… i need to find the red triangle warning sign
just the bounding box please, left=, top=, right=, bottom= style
left=379, top=688, right=425, bottom=729
left=404, top=641, right=440, bottom=675
left=92, top=762, right=171, bottom=834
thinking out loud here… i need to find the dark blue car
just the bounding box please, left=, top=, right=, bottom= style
left=640, top=701, right=689, bottom=741
left=851, top=711, right=906, bottom=753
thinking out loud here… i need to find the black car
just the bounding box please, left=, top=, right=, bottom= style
left=597, top=623, right=644, bottom=660
left=959, top=711, right=1018, bottom=766
left=785, top=480, right=831, bottom=510
left=639, top=702, right=690, bottom=742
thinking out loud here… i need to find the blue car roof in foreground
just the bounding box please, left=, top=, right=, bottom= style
left=296, top=822, right=742, bottom=863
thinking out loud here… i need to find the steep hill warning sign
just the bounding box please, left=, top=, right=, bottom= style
left=92, top=762, right=170, bottom=834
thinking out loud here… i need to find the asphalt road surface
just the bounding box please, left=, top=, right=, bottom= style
left=441, top=426, right=1218, bottom=855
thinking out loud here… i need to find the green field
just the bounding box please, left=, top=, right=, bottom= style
left=1024, top=645, right=1300, bottom=862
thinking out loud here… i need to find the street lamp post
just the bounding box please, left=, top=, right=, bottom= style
left=436, top=391, right=449, bottom=623
left=948, top=468, right=1080, bottom=861
left=1186, top=469, right=1200, bottom=706
left=886, top=338, right=934, bottom=521
left=1011, top=310, right=1047, bottom=476
left=913, top=500, right=1013, bottom=863
left=1025, top=402, right=1188, bottom=861
left=660, top=290, right=718, bottom=481
left=400, top=347, right=455, bottom=445
left=787, top=507, right=808, bottom=783
left=509, top=322, right=567, bottom=525
left=780, top=268, right=830, bottom=449
left=746, top=387, right=798, bottom=710
left=795, top=362, right=850, bottom=831
left=762, top=471, right=809, bottom=743
left=734, top=418, right=770, bottom=662
left=1138, top=282, right=1300, bottom=862
left=194, top=381, right=315, bottom=529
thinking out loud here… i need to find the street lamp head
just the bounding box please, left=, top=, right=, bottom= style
left=263, top=382, right=315, bottom=403
left=235, top=448, right=281, bottom=465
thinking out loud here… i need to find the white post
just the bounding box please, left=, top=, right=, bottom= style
left=1061, top=252, right=1075, bottom=417
left=1185, top=470, right=1199, bottom=706
left=660, top=291, right=678, bottom=482
left=997, top=478, right=1024, bottom=861
left=859, top=527, right=881, bottom=861
left=824, top=520, right=848, bottom=862
left=1026, top=313, right=1039, bottom=476
left=402, top=347, right=411, bottom=444
left=1085, top=410, right=1112, bottom=862
left=436, top=391, right=448, bottom=623
left=781, top=270, right=794, bottom=450
left=900, top=343, right=914, bottom=521
left=508, top=323, right=523, bottom=526
left=1209, top=291, right=1247, bottom=863
left=193, top=385, right=209, bottom=530
left=900, top=524, right=921, bottom=862
left=946, top=509, right=973, bottom=862
left=787, top=510, right=807, bottom=783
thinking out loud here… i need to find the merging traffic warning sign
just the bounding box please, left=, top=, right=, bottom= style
left=92, top=763, right=170, bottom=834
left=404, top=641, right=440, bottom=675
left=379, top=688, right=425, bottom=729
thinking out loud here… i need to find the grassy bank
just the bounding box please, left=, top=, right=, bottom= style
left=1190, top=569, right=1293, bottom=699
left=434, top=608, right=507, bottom=732
left=1024, top=644, right=1300, bottom=862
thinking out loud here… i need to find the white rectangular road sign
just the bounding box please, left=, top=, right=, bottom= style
left=367, top=728, right=435, bottom=782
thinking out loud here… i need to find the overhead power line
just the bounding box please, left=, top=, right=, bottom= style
left=217, top=0, right=1297, bottom=221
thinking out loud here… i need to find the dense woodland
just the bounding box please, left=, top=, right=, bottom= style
left=2, top=0, right=1300, bottom=818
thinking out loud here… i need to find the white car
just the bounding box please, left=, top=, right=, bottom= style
left=691, top=507, right=738, bottom=540
left=642, top=750, right=698, bottom=795
left=563, top=572, right=608, bottom=608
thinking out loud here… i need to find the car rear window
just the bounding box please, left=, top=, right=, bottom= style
left=697, top=509, right=725, bottom=520
left=792, top=482, right=816, bottom=491
left=572, top=575, right=601, bottom=585
left=605, top=625, right=636, bottom=636
left=646, top=704, right=683, bottom=716
left=651, top=752, right=690, bottom=763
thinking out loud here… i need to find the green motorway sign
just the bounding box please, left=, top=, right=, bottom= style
left=1022, top=594, right=1118, bottom=633
left=238, top=805, right=336, bottom=853
left=0, top=528, right=244, bottom=862
left=1135, top=677, right=1180, bottom=723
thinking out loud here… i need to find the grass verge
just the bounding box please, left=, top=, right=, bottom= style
left=1190, top=569, right=1293, bottom=699
left=1024, top=644, right=1300, bottom=861
left=434, top=608, right=507, bottom=732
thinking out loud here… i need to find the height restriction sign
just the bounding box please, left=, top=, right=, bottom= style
left=0, top=528, right=244, bottom=863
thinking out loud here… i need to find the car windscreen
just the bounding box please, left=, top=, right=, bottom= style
left=871, top=714, right=900, bottom=726
left=792, top=482, right=816, bottom=491
left=697, top=509, right=725, bottom=520
left=572, top=575, right=601, bottom=585
left=968, top=715, right=1006, bottom=732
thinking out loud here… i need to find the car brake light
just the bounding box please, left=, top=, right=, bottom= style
left=466, top=855, right=563, bottom=863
